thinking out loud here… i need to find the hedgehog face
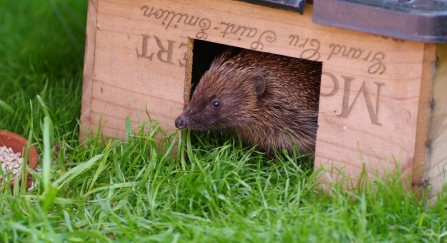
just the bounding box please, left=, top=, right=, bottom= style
left=175, top=49, right=267, bottom=131
left=175, top=88, right=248, bottom=130
left=175, top=72, right=265, bottom=131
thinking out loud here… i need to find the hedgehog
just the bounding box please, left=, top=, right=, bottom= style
left=175, top=49, right=321, bottom=156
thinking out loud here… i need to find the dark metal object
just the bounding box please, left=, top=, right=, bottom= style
left=313, top=0, right=447, bottom=43
left=238, top=0, right=306, bottom=14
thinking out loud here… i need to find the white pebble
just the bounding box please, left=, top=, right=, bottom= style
left=0, top=146, right=23, bottom=180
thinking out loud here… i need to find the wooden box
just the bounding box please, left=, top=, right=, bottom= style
left=81, top=0, right=447, bottom=200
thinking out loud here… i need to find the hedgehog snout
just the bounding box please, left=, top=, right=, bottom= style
left=175, top=116, right=187, bottom=129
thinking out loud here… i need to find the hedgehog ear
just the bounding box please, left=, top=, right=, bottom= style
left=252, top=74, right=265, bottom=98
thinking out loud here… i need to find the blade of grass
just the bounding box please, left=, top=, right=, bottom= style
left=0, top=100, right=14, bottom=114
left=53, top=154, right=104, bottom=189
left=125, top=116, right=131, bottom=143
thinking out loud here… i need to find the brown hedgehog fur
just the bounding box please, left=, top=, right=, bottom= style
left=175, top=49, right=321, bottom=155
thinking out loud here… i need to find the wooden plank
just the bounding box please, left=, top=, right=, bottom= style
left=411, top=43, right=436, bottom=195
left=82, top=0, right=431, bottom=190
left=315, top=36, right=427, bottom=186
left=80, top=0, right=99, bottom=141
left=425, top=43, right=447, bottom=201
left=184, top=38, right=194, bottom=108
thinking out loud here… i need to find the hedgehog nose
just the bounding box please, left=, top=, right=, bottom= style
left=175, top=116, right=187, bottom=129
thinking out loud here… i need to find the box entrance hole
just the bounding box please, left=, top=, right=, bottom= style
left=184, top=39, right=322, bottom=156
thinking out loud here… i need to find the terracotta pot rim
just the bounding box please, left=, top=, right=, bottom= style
left=0, top=129, right=39, bottom=189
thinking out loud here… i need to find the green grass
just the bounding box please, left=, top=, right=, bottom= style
left=1, top=0, right=447, bottom=242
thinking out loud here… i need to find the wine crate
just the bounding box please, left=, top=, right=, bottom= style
left=81, top=0, right=447, bottom=200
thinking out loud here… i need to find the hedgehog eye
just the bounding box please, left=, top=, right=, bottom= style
left=211, top=100, right=221, bottom=109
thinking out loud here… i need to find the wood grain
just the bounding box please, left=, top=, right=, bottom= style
left=411, top=43, right=436, bottom=196
left=80, top=0, right=99, bottom=141
left=425, top=43, right=447, bottom=201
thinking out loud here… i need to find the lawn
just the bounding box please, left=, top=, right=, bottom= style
left=1, top=0, right=447, bottom=242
